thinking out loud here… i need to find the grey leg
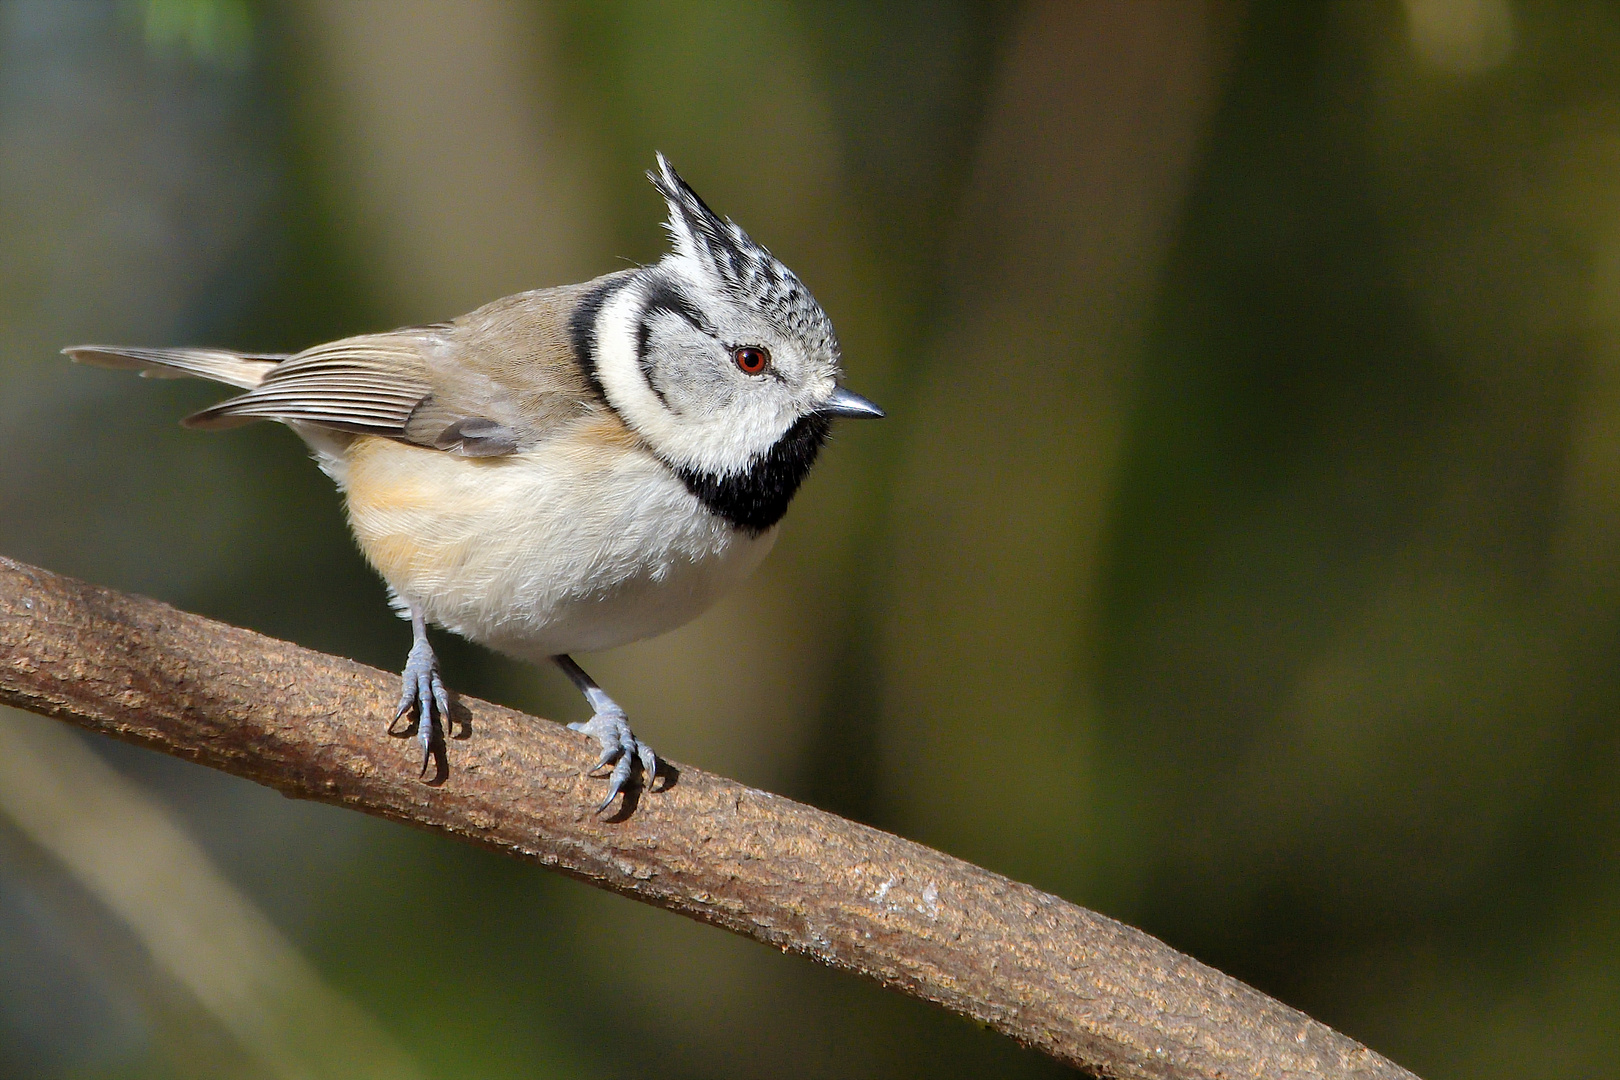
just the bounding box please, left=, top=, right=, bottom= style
left=395, top=605, right=450, bottom=776
left=553, top=654, right=658, bottom=813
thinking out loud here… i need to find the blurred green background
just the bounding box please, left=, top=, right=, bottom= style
left=1, top=1, right=1616, bottom=1077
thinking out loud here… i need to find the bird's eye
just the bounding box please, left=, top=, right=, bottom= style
left=733, top=346, right=770, bottom=375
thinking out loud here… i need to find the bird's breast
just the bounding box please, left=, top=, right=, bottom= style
left=338, top=425, right=776, bottom=658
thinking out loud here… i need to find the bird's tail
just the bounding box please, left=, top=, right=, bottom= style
left=62, top=345, right=287, bottom=390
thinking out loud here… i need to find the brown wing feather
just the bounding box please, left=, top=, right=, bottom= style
left=182, top=334, right=433, bottom=434
left=400, top=276, right=624, bottom=450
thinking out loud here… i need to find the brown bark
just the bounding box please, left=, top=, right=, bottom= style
left=0, top=554, right=1417, bottom=1080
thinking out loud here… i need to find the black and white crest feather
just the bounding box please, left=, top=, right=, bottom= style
left=649, top=154, right=842, bottom=371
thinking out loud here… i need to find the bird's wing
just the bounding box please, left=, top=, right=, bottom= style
left=182, top=331, right=436, bottom=436
left=400, top=277, right=627, bottom=455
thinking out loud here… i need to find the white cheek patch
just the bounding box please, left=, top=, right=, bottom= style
left=593, top=278, right=793, bottom=477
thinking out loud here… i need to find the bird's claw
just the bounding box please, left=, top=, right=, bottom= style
left=395, top=638, right=450, bottom=776
left=568, top=709, right=658, bottom=813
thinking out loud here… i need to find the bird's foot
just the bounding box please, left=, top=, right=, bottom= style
left=393, top=637, right=450, bottom=776
left=568, top=706, right=658, bottom=813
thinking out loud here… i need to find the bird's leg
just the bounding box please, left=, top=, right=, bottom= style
left=553, top=654, right=658, bottom=813
left=394, top=605, right=450, bottom=776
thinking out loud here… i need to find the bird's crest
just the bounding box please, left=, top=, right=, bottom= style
left=648, top=153, right=840, bottom=365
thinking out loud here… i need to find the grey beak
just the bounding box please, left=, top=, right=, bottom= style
left=820, top=386, right=885, bottom=419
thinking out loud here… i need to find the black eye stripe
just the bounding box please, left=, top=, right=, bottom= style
left=632, top=277, right=715, bottom=413
left=633, top=316, right=673, bottom=410
left=639, top=277, right=712, bottom=336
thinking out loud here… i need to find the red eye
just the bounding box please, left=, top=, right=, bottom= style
left=734, top=346, right=769, bottom=375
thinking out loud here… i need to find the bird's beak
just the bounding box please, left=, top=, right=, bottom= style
left=819, top=386, right=885, bottom=419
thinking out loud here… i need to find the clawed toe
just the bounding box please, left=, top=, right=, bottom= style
left=395, top=637, right=450, bottom=777
left=569, top=710, right=657, bottom=812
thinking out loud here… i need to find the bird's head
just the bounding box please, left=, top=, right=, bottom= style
left=584, top=154, right=882, bottom=532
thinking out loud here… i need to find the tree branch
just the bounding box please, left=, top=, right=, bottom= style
left=0, top=554, right=1417, bottom=1080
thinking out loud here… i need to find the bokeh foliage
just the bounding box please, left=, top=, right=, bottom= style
left=0, top=2, right=1614, bottom=1078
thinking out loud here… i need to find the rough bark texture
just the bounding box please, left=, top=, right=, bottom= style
left=0, top=555, right=1419, bottom=1080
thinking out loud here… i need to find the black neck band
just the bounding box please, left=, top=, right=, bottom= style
left=675, top=413, right=830, bottom=535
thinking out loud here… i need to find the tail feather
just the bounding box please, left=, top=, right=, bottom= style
left=63, top=346, right=287, bottom=390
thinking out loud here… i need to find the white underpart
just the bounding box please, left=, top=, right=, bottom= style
left=333, top=431, right=777, bottom=660
left=591, top=271, right=797, bottom=478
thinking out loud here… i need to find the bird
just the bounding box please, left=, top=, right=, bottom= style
left=64, top=153, right=883, bottom=812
